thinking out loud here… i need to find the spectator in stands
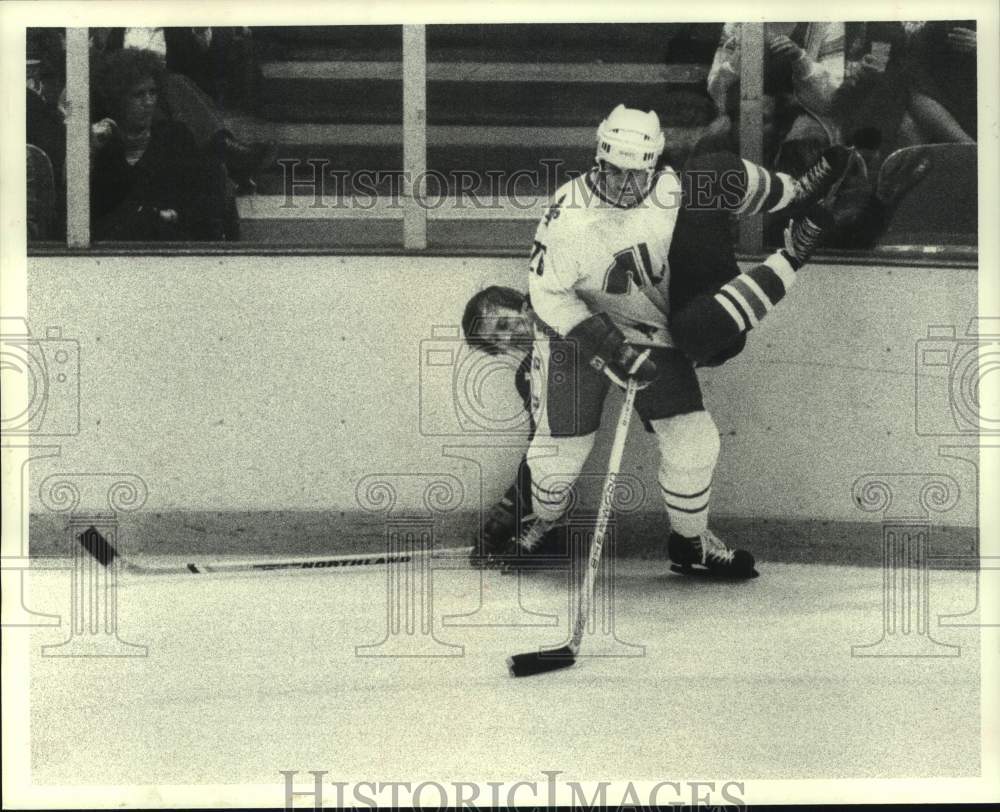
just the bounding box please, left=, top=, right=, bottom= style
left=95, top=26, right=261, bottom=112
left=832, top=22, right=909, bottom=156
left=27, top=145, right=57, bottom=242
left=902, top=21, right=976, bottom=145
left=835, top=20, right=974, bottom=161
left=91, top=27, right=271, bottom=193
left=704, top=22, right=847, bottom=173
left=766, top=24, right=846, bottom=175
left=27, top=32, right=67, bottom=240
left=89, top=48, right=234, bottom=241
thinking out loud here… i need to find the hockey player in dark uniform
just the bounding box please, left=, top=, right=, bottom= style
left=460, top=285, right=549, bottom=567
left=463, top=104, right=859, bottom=578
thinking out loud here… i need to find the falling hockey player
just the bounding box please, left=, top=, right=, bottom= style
left=463, top=103, right=861, bottom=578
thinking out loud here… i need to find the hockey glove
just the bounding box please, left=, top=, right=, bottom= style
left=567, top=312, right=658, bottom=389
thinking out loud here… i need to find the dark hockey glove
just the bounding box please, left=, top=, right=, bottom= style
left=567, top=312, right=658, bottom=389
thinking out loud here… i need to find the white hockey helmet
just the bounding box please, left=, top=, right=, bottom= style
left=595, top=104, right=665, bottom=172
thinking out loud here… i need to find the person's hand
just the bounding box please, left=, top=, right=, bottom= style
left=947, top=26, right=976, bottom=54
left=859, top=53, right=888, bottom=76
left=90, top=118, right=118, bottom=151
left=769, top=35, right=805, bottom=63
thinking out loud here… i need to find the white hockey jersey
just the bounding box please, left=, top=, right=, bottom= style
left=528, top=170, right=682, bottom=348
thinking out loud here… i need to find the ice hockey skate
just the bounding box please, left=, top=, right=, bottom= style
left=792, top=145, right=859, bottom=207
left=667, top=528, right=759, bottom=579
left=500, top=514, right=570, bottom=571
left=469, top=497, right=518, bottom=569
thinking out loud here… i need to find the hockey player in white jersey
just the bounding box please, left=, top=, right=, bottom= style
left=516, top=103, right=854, bottom=577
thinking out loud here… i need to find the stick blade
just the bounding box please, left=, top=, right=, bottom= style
left=77, top=526, right=118, bottom=567
left=669, top=563, right=759, bottom=580
left=507, top=645, right=576, bottom=678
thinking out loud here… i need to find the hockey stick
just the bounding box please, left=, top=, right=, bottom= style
left=76, top=529, right=470, bottom=576
left=507, top=376, right=638, bottom=677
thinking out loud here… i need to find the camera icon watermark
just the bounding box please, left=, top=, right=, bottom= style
left=915, top=317, right=1000, bottom=437
left=0, top=317, right=80, bottom=437
left=418, top=325, right=533, bottom=437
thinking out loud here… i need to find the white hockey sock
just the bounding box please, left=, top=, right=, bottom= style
left=652, top=411, right=720, bottom=538
left=658, top=471, right=712, bottom=537
left=529, top=476, right=572, bottom=522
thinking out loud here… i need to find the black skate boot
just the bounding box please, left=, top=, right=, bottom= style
left=792, top=145, right=858, bottom=207
left=470, top=497, right=517, bottom=569
left=501, top=514, right=568, bottom=571
left=781, top=205, right=835, bottom=270
left=668, top=529, right=758, bottom=579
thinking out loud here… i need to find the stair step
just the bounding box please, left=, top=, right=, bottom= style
left=228, top=117, right=703, bottom=196
left=260, top=60, right=707, bottom=84
left=230, top=117, right=703, bottom=148
left=231, top=119, right=601, bottom=146
left=257, top=62, right=708, bottom=124
left=237, top=195, right=548, bottom=221
left=258, top=80, right=713, bottom=126
left=252, top=23, right=715, bottom=63
left=236, top=217, right=535, bottom=248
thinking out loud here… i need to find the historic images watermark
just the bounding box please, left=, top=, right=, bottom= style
left=349, top=316, right=651, bottom=658
left=851, top=472, right=962, bottom=657
left=0, top=317, right=80, bottom=439
left=277, top=160, right=757, bottom=213
left=1, top=317, right=147, bottom=655
left=36, top=473, right=149, bottom=657
left=279, top=769, right=746, bottom=809
left=419, top=325, right=533, bottom=438
left=350, top=469, right=646, bottom=659
left=353, top=472, right=467, bottom=658
left=2, top=318, right=80, bottom=633
left=851, top=316, right=1000, bottom=655
left=914, top=318, right=1000, bottom=438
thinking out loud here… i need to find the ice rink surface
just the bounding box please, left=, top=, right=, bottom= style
left=26, top=554, right=981, bottom=786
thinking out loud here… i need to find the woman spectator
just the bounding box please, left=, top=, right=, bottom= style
left=90, top=48, right=234, bottom=241
left=96, top=26, right=260, bottom=111
left=90, top=29, right=272, bottom=193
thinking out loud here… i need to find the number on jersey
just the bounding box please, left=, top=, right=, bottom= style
left=529, top=240, right=546, bottom=276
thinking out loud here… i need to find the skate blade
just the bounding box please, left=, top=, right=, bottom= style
left=669, top=563, right=759, bottom=580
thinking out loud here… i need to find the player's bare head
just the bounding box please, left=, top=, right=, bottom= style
left=594, top=105, right=665, bottom=207
left=462, top=286, right=531, bottom=356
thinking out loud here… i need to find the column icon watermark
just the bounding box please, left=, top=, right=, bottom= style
left=37, top=473, right=149, bottom=657
left=851, top=473, right=961, bottom=657
left=354, top=473, right=465, bottom=657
